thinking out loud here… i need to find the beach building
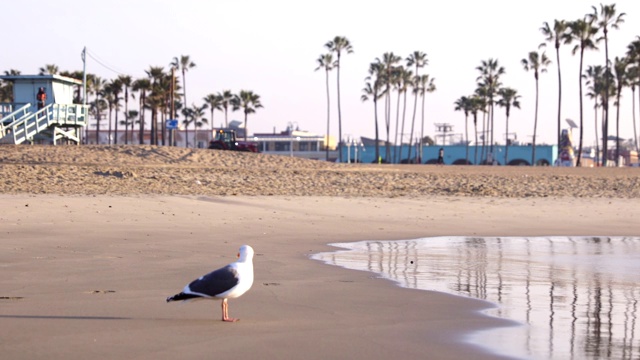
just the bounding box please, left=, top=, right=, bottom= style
left=0, top=75, right=89, bottom=145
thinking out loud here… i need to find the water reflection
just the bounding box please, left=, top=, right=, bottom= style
left=312, top=237, right=640, bottom=360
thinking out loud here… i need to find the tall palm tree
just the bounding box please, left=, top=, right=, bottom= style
left=417, top=74, right=435, bottom=163
left=38, top=64, right=59, bottom=75
left=203, top=94, right=223, bottom=129
left=613, top=57, right=629, bottom=166
left=397, top=67, right=414, bottom=162
left=231, top=90, right=263, bottom=141
left=315, top=53, right=334, bottom=161
left=325, top=36, right=353, bottom=162
left=132, top=78, right=151, bottom=144
left=584, top=65, right=605, bottom=163
left=361, top=80, right=382, bottom=163
left=626, top=36, right=640, bottom=153
left=109, top=78, right=123, bottom=144
left=496, top=87, right=521, bottom=165
left=190, top=103, right=208, bottom=147
left=454, top=96, right=472, bottom=164
left=521, top=50, right=550, bottom=166
left=541, top=20, right=570, bottom=148
left=469, top=95, right=485, bottom=165
left=89, top=76, right=106, bottom=144
left=171, top=55, right=196, bottom=147
left=102, top=82, right=116, bottom=144
left=365, top=62, right=385, bottom=162
left=145, top=66, right=166, bottom=145
left=218, top=90, right=235, bottom=127
left=568, top=17, right=598, bottom=166
left=476, top=59, right=505, bottom=160
left=589, top=4, right=625, bottom=166
left=406, top=51, right=428, bottom=162
left=118, top=75, right=132, bottom=144
left=375, top=52, right=401, bottom=162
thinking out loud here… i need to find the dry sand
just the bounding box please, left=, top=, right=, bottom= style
left=1, top=145, right=639, bottom=359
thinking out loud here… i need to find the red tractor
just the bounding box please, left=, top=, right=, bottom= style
left=208, top=129, right=259, bottom=152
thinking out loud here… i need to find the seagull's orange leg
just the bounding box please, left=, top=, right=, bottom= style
left=221, top=298, right=239, bottom=322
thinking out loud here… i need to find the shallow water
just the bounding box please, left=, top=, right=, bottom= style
left=312, top=237, right=640, bottom=360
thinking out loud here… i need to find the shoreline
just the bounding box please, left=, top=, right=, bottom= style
left=2, top=195, right=639, bottom=359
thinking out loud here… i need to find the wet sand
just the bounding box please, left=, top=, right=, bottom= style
left=1, top=145, right=639, bottom=359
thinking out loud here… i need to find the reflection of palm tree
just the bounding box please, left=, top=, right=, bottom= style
left=568, top=17, right=598, bottom=166
left=231, top=90, right=263, bottom=142
left=522, top=50, right=550, bottom=166
left=589, top=4, right=625, bottom=167
left=496, top=88, right=521, bottom=165
left=315, top=53, right=333, bottom=161
left=325, top=36, right=353, bottom=163
left=613, top=57, right=629, bottom=166
left=541, top=20, right=570, bottom=148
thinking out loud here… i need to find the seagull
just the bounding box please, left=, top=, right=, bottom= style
left=166, top=245, right=255, bottom=322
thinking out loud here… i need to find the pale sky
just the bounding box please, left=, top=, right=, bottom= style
left=3, top=0, right=639, bottom=146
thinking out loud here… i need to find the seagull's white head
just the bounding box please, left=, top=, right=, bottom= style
left=237, top=245, right=254, bottom=263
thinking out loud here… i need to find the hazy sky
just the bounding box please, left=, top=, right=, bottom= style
left=3, top=0, right=639, bottom=146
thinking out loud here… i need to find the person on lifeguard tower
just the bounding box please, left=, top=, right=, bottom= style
left=36, top=87, right=47, bottom=109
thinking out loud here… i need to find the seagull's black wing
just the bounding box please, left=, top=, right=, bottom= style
left=186, top=265, right=239, bottom=298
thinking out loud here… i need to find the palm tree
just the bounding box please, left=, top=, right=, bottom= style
left=361, top=80, right=381, bottom=163
left=406, top=51, right=428, bottom=162
left=231, top=90, right=263, bottom=141
left=397, top=67, right=414, bottom=162
left=315, top=53, right=334, bottom=161
left=626, top=36, right=640, bottom=153
left=171, top=55, right=196, bottom=147
left=496, top=87, right=521, bottom=165
left=118, top=75, right=132, bottom=144
left=191, top=103, right=208, bottom=147
left=521, top=50, right=550, bottom=166
left=584, top=65, right=605, bottom=163
left=102, top=82, right=116, bottom=144
left=325, top=36, right=353, bottom=162
left=89, top=76, right=106, bottom=144
left=120, top=110, right=139, bottom=144
left=589, top=4, right=625, bottom=166
left=132, top=78, right=151, bottom=144
left=613, top=57, right=629, bottom=166
left=417, top=74, right=436, bottom=162
left=203, top=94, right=223, bottom=129
left=218, top=90, right=235, bottom=127
left=375, top=52, right=401, bottom=162
left=454, top=96, right=472, bottom=164
left=541, top=20, right=571, bottom=148
left=476, top=59, right=505, bottom=160
left=365, top=62, right=384, bottom=162
left=109, top=78, right=123, bottom=144
left=469, top=95, right=485, bottom=164
left=568, top=17, right=598, bottom=166
left=1, top=69, right=20, bottom=102
left=38, top=64, right=59, bottom=75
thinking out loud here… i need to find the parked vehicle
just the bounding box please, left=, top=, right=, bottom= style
left=208, top=129, right=259, bottom=152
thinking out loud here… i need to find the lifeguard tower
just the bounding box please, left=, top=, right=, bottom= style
left=0, top=75, right=89, bottom=145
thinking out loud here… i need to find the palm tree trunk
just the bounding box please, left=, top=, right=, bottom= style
left=633, top=87, right=639, bottom=154
left=473, top=115, right=478, bottom=165
left=394, top=91, right=401, bottom=163
left=602, top=32, right=610, bottom=167
left=465, top=114, right=469, bottom=164
left=374, top=98, right=380, bottom=163
left=555, top=45, right=562, bottom=148
left=577, top=50, right=585, bottom=167
left=407, top=91, right=416, bottom=162
left=532, top=78, right=539, bottom=166
left=324, top=69, right=331, bottom=161
left=401, top=92, right=409, bottom=162
left=336, top=55, right=343, bottom=163
left=594, top=98, right=600, bottom=165
left=616, top=93, right=621, bottom=166
left=505, top=113, right=510, bottom=165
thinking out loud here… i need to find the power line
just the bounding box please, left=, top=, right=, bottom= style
left=85, top=48, right=129, bottom=77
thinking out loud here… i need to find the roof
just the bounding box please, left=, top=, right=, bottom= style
left=0, top=74, right=83, bottom=85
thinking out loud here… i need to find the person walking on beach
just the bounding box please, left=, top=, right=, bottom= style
left=437, top=147, right=444, bottom=165
left=36, top=87, right=46, bottom=110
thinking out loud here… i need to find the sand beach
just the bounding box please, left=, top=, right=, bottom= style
left=1, top=144, right=639, bottom=359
